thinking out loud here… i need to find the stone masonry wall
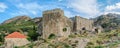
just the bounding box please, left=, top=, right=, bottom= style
left=38, top=8, right=94, bottom=39
left=42, top=9, right=73, bottom=39
left=73, top=16, right=93, bottom=32
left=5, top=38, right=30, bottom=48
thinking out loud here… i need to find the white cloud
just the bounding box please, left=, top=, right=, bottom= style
left=68, top=0, right=100, bottom=18
left=105, top=2, right=120, bottom=11
left=0, top=3, right=8, bottom=12
left=64, top=10, right=74, bottom=17
left=18, top=2, right=42, bottom=10
left=10, top=10, right=29, bottom=16
left=104, top=2, right=120, bottom=14
left=104, top=11, right=120, bottom=15
left=17, top=2, right=42, bottom=15
left=16, top=2, right=68, bottom=15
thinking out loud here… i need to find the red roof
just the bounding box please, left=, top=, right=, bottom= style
left=5, top=32, right=26, bottom=38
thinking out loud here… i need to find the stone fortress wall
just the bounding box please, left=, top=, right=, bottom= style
left=42, top=9, right=73, bottom=39
left=38, top=8, right=94, bottom=39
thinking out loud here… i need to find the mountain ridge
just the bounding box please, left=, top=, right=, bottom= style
left=94, top=13, right=120, bottom=31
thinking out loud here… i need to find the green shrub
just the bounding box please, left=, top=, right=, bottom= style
left=48, top=34, right=56, bottom=39
left=63, top=28, right=67, bottom=32
left=27, top=37, right=31, bottom=41
left=28, top=30, right=39, bottom=41
left=96, top=40, right=103, bottom=44
left=87, top=42, right=94, bottom=45
left=0, top=43, right=2, bottom=46
left=95, top=45, right=104, bottom=48
left=85, top=45, right=94, bottom=48
left=0, top=32, right=5, bottom=42
left=69, top=34, right=76, bottom=38
left=14, top=46, right=18, bottom=48
left=64, top=44, right=72, bottom=48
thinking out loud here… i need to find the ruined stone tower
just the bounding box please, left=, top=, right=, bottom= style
left=42, top=9, right=73, bottom=39
left=73, top=16, right=93, bottom=32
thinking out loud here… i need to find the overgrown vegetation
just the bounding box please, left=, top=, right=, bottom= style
left=0, top=19, right=39, bottom=44
left=85, top=29, right=120, bottom=48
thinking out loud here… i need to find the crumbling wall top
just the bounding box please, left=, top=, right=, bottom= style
left=43, top=8, right=64, bottom=14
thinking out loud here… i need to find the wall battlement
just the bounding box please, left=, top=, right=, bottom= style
left=43, top=8, right=64, bottom=16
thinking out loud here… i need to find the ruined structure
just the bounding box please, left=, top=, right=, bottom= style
left=38, top=8, right=94, bottom=39
left=42, top=9, right=73, bottom=39
left=73, top=16, right=93, bottom=32
left=93, top=26, right=103, bottom=34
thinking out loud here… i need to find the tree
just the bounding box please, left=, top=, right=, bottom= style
left=28, top=25, right=39, bottom=41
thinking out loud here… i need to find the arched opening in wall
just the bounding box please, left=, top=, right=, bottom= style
left=82, top=27, right=86, bottom=30
left=48, top=33, right=56, bottom=39
left=95, top=28, right=98, bottom=33
left=63, top=28, right=67, bottom=32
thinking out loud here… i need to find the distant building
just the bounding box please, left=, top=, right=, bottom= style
left=5, top=32, right=30, bottom=48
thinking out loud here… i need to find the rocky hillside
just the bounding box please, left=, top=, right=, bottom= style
left=2, top=16, right=31, bottom=24
left=0, top=16, right=40, bottom=43
left=31, top=17, right=42, bottom=25
left=94, top=13, right=120, bottom=31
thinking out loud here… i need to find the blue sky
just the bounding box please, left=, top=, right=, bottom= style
left=0, top=0, right=120, bottom=23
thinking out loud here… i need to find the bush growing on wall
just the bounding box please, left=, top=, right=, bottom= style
left=48, top=34, right=56, bottom=39
left=63, top=28, right=67, bottom=32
